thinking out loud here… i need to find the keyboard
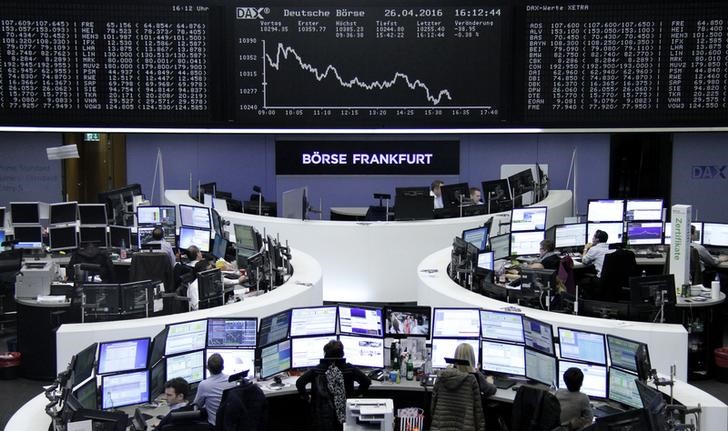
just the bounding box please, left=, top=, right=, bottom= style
left=493, top=377, right=516, bottom=389
left=595, top=404, right=623, bottom=417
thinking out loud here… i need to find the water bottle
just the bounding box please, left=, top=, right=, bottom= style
left=406, top=359, right=414, bottom=381
left=120, top=239, right=127, bottom=259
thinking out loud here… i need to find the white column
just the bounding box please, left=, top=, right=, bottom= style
left=669, top=204, right=692, bottom=293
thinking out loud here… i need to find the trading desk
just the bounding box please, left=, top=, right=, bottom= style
left=166, top=189, right=573, bottom=303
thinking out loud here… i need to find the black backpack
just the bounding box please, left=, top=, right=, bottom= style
left=511, top=386, right=561, bottom=431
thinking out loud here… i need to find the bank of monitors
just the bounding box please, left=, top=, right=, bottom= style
left=290, top=306, right=337, bottom=337
left=608, top=367, right=643, bottom=409
left=136, top=205, right=176, bottom=227
left=587, top=199, right=625, bottom=223
left=261, top=339, right=292, bottom=379
left=625, top=199, right=663, bottom=222
left=554, top=223, right=587, bottom=249
left=558, top=328, right=607, bottom=365
left=432, top=308, right=480, bottom=338
left=607, top=335, right=649, bottom=373
left=525, top=349, right=556, bottom=386
left=338, top=305, right=383, bottom=337
left=462, top=226, right=488, bottom=252
left=179, top=205, right=211, bottom=229
left=522, top=316, right=555, bottom=355
left=291, top=335, right=333, bottom=368
left=626, top=222, right=664, bottom=246
left=207, top=318, right=257, bottom=348
left=100, top=370, right=150, bottom=409
left=511, top=207, right=547, bottom=232
left=431, top=338, right=479, bottom=369
left=205, top=349, right=255, bottom=378
left=558, top=360, right=607, bottom=399
left=97, top=338, right=150, bottom=375
left=510, top=230, right=545, bottom=256
left=703, top=222, right=728, bottom=247
left=79, top=226, right=108, bottom=247
left=179, top=226, right=210, bottom=252
left=587, top=222, right=624, bottom=245
left=480, top=310, right=524, bottom=344
left=166, top=350, right=205, bottom=384
left=384, top=306, right=430, bottom=337
left=489, top=233, right=511, bottom=260
left=481, top=340, right=525, bottom=376
left=50, top=202, right=78, bottom=225
left=478, top=251, right=494, bottom=271
left=165, top=319, right=207, bottom=356
left=259, top=310, right=291, bottom=346
left=10, top=202, right=40, bottom=225
left=109, top=226, right=132, bottom=249
left=78, top=204, right=108, bottom=226
left=49, top=226, right=78, bottom=251
left=339, top=335, right=384, bottom=369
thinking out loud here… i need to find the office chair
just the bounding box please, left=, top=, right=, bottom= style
left=0, top=250, right=22, bottom=334
left=67, top=244, right=115, bottom=283
left=216, top=380, right=268, bottom=431
left=159, top=407, right=210, bottom=431
left=511, top=385, right=563, bottom=431
left=599, top=249, right=639, bottom=302
left=130, top=252, right=175, bottom=314
left=557, top=256, right=576, bottom=295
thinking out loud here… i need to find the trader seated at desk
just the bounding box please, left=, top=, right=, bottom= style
left=469, top=187, right=483, bottom=205
left=581, top=230, right=612, bottom=278
left=147, top=227, right=176, bottom=269
left=555, top=367, right=593, bottom=430
left=431, top=179, right=445, bottom=209
left=529, top=239, right=561, bottom=271
left=155, top=377, right=203, bottom=429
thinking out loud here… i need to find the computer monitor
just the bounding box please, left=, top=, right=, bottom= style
left=462, top=226, right=488, bottom=252
left=432, top=308, right=480, bottom=338
left=489, top=233, right=511, bottom=260
left=481, top=340, right=525, bottom=376
left=179, top=226, right=211, bottom=253
left=522, top=316, right=555, bottom=355
left=179, top=204, right=211, bottom=229
left=79, top=226, right=108, bottom=247
left=587, top=199, right=625, bottom=223
left=664, top=221, right=702, bottom=245
left=149, top=327, right=168, bottom=368
left=207, top=317, right=257, bottom=348
left=480, top=310, right=524, bottom=343
left=478, top=251, right=494, bottom=271
left=205, top=348, right=255, bottom=378
left=525, top=348, right=557, bottom=386
left=73, top=378, right=98, bottom=410
left=384, top=306, right=430, bottom=338
left=211, top=235, right=228, bottom=259
left=587, top=222, right=624, bottom=245
left=78, top=204, right=108, bottom=226
left=558, top=327, right=607, bottom=365
left=166, top=350, right=205, bottom=384
left=338, top=305, right=383, bottom=337
left=508, top=169, right=535, bottom=198
left=10, top=202, right=40, bottom=224
left=258, top=310, right=291, bottom=346
left=431, top=338, right=479, bottom=369
left=136, top=205, right=176, bottom=227
left=197, top=182, right=217, bottom=200
left=626, top=222, right=663, bottom=246
left=635, top=379, right=669, bottom=431
left=629, top=274, right=676, bottom=305
left=165, top=319, right=208, bottom=356
left=72, top=343, right=98, bottom=387
left=703, top=222, right=728, bottom=247
left=593, top=408, right=649, bottom=430
left=291, top=335, right=334, bottom=368
left=261, top=339, right=292, bottom=379
left=234, top=224, right=260, bottom=252
left=608, top=367, right=643, bottom=409
left=482, top=179, right=512, bottom=203
left=395, top=186, right=430, bottom=198
left=109, top=226, right=132, bottom=249
left=579, top=299, right=630, bottom=320
left=136, top=226, right=155, bottom=247
left=510, top=231, right=545, bottom=256
left=49, top=226, right=78, bottom=251
left=558, top=359, right=607, bottom=398
left=12, top=225, right=42, bottom=243
left=625, top=199, right=663, bottom=221
left=440, top=182, right=469, bottom=208
left=150, top=360, right=166, bottom=401
left=394, top=195, right=434, bottom=221
left=50, top=202, right=78, bottom=225
left=290, top=306, right=338, bottom=337
left=120, top=281, right=153, bottom=314
left=338, top=335, right=385, bottom=369
left=554, top=223, right=587, bottom=249
left=197, top=268, right=223, bottom=304
left=520, top=268, right=556, bottom=292
left=82, top=284, right=121, bottom=315
left=100, top=370, right=150, bottom=409
left=607, top=334, right=649, bottom=373
left=97, top=338, right=150, bottom=375
left=511, top=207, right=547, bottom=232
left=0, top=207, right=5, bottom=227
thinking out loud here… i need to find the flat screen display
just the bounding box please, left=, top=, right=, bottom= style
left=432, top=308, right=480, bottom=338
left=558, top=360, right=607, bottom=399
left=165, top=319, right=207, bottom=356
left=338, top=335, right=384, bottom=369
left=625, top=199, right=663, bottom=221
left=522, top=316, right=555, bottom=355
left=291, top=336, right=333, bottom=368
left=207, top=318, right=257, bottom=348
left=205, top=348, right=255, bottom=378
left=587, top=200, right=625, bottom=223
left=558, top=328, right=607, bottom=365
left=73, top=378, right=98, bottom=410
left=490, top=233, right=510, bottom=260
left=10, top=202, right=40, bottom=224
left=166, top=350, right=205, bottom=384
left=79, top=226, right=108, bottom=247
left=703, top=223, right=728, bottom=247
left=72, top=343, right=98, bottom=387
left=481, top=340, right=525, bottom=376
left=259, top=310, right=291, bottom=346
left=338, top=305, right=383, bottom=337
left=478, top=251, right=494, bottom=270
left=511, top=207, right=547, bottom=232
left=150, top=360, right=166, bottom=401
left=149, top=328, right=168, bottom=368
left=480, top=310, right=524, bottom=343
left=626, top=222, right=663, bottom=246
left=587, top=222, right=624, bottom=245
left=664, top=222, right=703, bottom=245
left=49, top=226, right=78, bottom=251
left=510, top=230, right=545, bottom=256
left=12, top=226, right=42, bottom=243
left=179, top=205, right=211, bottom=229
left=137, top=206, right=176, bottom=227
left=261, top=339, right=292, bottom=379
left=179, top=226, right=211, bottom=252
left=78, top=204, right=108, bottom=225
left=384, top=306, right=430, bottom=337
left=525, top=348, right=557, bottom=386
left=290, top=306, right=337, bottom=337
left=109, top=226, right=132, bottom=249
left=100, top=370, right=149, bottom=409
left=607, top=335, right=647, bottom=373
left=97, top=338, right=150, bottom=375
left=462, top=226, right=488, bottom=251
left=50, top=202, right=78, bottom=225
left=234, top=224, right=259, bottom=252
left=555, top=223, right=587, bottom=248
left=431, top=338, right=479, bottom=369
left=608, top=367, right=643, bottom=409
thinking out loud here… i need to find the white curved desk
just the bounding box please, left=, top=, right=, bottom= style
left=166, top=189, right=573, bottom=303
left=54, top=249, right=323, bottom=374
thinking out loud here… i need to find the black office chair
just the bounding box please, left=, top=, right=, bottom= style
left=600, top=249, right=639, bottom=302
left=130, top=252, right=176, bottom=314
left=216, top=381, right=268, bottom=431
left=67, top=244, right=115, bottom=283
left=0, top=250, right=22, bottom=334
left=511, top=385, right=563, bottom=431
left=159, top=407, right=209, bottom=431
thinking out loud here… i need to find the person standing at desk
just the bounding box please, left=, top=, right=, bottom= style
left=469, top=187, right=483, bottom=205
left=431, top=180, right=445, bottom=209
left=148, top=227, right=176, bottom=268
left=581, top=230, right=612, bottom=277
left=555, top=367, right=593, bottom=430
left=194, top=353, right=236, bottom=427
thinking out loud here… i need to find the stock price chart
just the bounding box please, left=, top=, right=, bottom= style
left=234, top=3, right=507, bottom=127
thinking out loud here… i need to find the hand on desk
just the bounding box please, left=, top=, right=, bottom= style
left=719, top=255, right=728, bottom=263
left=485, top=375, right=495, bottom=385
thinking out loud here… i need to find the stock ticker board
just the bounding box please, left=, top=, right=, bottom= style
left=1, top=0, right=728, bottom=129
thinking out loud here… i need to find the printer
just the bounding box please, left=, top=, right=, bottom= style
left=344, top=398, right=393, bottom=431
left=15, top=260, right=59, bottom=299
